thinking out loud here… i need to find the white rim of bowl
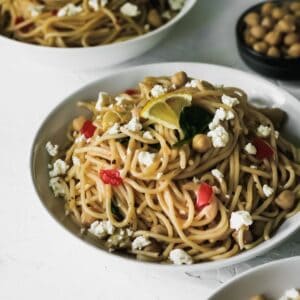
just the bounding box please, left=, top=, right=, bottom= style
left=30, top=62, right=300, bottom=270
left=0, top=0, right=197, bottom=51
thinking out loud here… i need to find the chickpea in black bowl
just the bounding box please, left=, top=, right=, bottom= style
left=236, top=1, right=300, bottom=79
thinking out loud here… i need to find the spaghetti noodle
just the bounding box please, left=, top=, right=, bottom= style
left=0, top=0, right=184, bottom=47
left=46, top=72, right=300, bottom=265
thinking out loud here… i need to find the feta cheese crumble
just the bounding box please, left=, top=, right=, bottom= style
left=58, top=3, right=82, bottom=17
left=230, top=211, right=253, bottom=231
left=257, top=125, right=272, bottom=137
left=49, top=159, right=69, bottom=177
left=207, top=125, right=229, bottom=148
left=162, top=10, right=171, bottom=19
left=89, top=220, right=115, bottom=238
left=120, top=2, right=140, bottom=17
left=168, top=0, right=185, bottom=11
left=28, top=5, right=44, bottom=17
left=45, top=141, right=58, bottom=157
left=75, top=134, right=87, bottom=144
left=263, top=184, right=274, bottom=197
left=211, top=168, right=224, bottom=182
left=250, top=165, right=257, bottom=169
left=150, top=84, right=168, bottom=97
left=88, top=0, right=99, bottom=11
left=107, top=123, right=120, bottom=135
left=96, top=91, right=111, bottom=111
left=115, top=95, right=127, bottom=106
left=209, top=107, right=234, bottom=130
left=49, top=177, right=68, bottom=197
left=131, top=236, right=151, bottom=250
left=123, top=117, right=143, bottom=132
left=138, top=151, right=156, bottom=167
left=142, top=131, right=154, bottom=140
left=185, top=79, right=198, bottom=88
left=169, top=249, right=193, bottom=265
left=274, top=130, right=279, bottom=139
left=279, top=288, right=300, bottom=300
left=244, top=142, right=257, bottom=155
left=221, top=94, right=240, bottom=107
left=72, top=156, right=80, bottom=166
left=156, top=172, right=163, bottom=179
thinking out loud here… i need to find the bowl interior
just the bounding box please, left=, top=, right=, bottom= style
left=31, top=62, right=300, bottom=270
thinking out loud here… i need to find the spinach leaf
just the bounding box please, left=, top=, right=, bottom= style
left=111, top=199, right=124, bottom=221
left=174, top=106, right=212, bottom=147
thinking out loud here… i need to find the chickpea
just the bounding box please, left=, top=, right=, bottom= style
left=147, top=9, right=162, bottom=28
left=284, top=33, right=299, bottom=46
left=267, top=46, right=280, bottom=57
left=250, top=25, right=266, bottom=39
left=192, top=134, right=212, bottom=153
left=290, top=1, right=300, bottom=11
left=261, top=2, right=274, bottom=15
left=288, top=43, right=300, bottom=57
left=276, top=19, right=296, bottom=33
left=72, top=115, right=86, bottom=131
left=261, top=16, right=274, bottom=29
left=244, top=12, right=260, bottom=26
left=244, top=30, right=257, bottom=46
left=264, top=31, right=282, bottom=46
left=253, top=41, right=268, bottom=53
left=151, top=224, right=168, bottom=235
left=171, top=71, right=188, bottom=87
left=271, top=7, right=286, bottom=19
left=250, top=295, right=266, bottom=300
left=275, top=190, right=295, bottom=209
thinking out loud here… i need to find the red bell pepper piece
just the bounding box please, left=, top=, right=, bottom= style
left=80, top=120, right=96, bottom=139
left=196, top=182, right=213, bottom=211
left=252, top=137, right=274, bottom=160
left=99, top=169, right=123, bottom=186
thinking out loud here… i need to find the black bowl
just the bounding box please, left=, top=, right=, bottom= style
left=236, top=1, right=300, bottom=80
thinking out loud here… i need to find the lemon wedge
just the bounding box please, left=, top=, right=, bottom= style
left=140, top=93, right=192, bottom=129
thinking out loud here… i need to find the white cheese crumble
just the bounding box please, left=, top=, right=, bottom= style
left=123, top=117, right=143, bottom=132
left=185, top=79, right=198, bottom=88
left=156, top=172, right=163, bottom=179
left=279, top=288, right=300, bottom=300
left=115, top=95, right=127, bottom=106
left=169, top=249, right=193, bottom=265
left=250, top=165, right=257, bottom=169
left=193, top=177, right=200, bottom=183
left=211, top=168, right=224, bottom=182
left=107, top=123, right=120, bottom=135
left=57, top=3, right=82, bottom=17
left=49, top=177, right=68, bottom=197
left=221, top=94, right=240, bottom=107
left=150, top=84, right=168, bottom=97
left=96, top=91, right=111, bottom=111
left=131, top=236, right=151, bottom=250
left=274, top=130, right=279, bottom=139
left=212, top=186, right=221, bottom=194
left=257, top=125, right=272, bottom=137
left=49, top=159, right=69, bottom=177
left=120, top=2, right=140, bottom=17
left=168, top=0, right=185, bottom=11
left=207, top=125, right=229, bottom=148
left=230, top=211, right=253, bottom=231
left=88, top=0, right=107, bottom=10
left=244, top=142, right=257, bottom=155
left=88, top=220, right=115, bottom=237
left=144, top=24, right=150, bottom=31
left=28, top=4, right=44, bottom=17
left=72, top=156, right=80, bottom=166
left=209, top=108, right=234, bottom=130
left=142, top=131, right=154, bottom=140
left=162, top=10, right=172, bottom=19
left=263, top=184, right=274, bottom=197
left=138, top=151, right=156, bottom=167
left=75, top=134, right=87, bottom=144
left=45, top=141, right=58, bottom=157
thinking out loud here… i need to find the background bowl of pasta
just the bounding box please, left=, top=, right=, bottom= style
left=208, top=256, right=300, bottom=300
left=31, top=62, right=300, bottom=270
left=0, top=0, right=196, bottom=70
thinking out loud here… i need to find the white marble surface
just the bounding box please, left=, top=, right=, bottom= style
left=1, top=1, right=300, bottom=300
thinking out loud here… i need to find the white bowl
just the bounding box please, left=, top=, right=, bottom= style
left=31, top=62, right=300, bottom=271
left=0, top=1, right=196, bottom=71
left=208, top=256, right=300, bottom=300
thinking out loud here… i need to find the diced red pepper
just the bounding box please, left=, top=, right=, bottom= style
left=80, top=120, right=96, bottom=138
left=15, top=16, right=25, bottom=25
left=99, top=169, right=123, bottom=186
left=124, top=89, right=138, bottom=95
left=196, top=182, right=213, bottom=211
left=252, top=137, right=274, bottom=160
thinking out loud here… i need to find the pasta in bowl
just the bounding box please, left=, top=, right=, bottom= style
left=38, top=69, right=300, bottom=266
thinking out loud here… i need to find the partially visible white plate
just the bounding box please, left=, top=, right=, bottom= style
left=31, top=62, right=300, bottom=271
left=208, top=256, right=300, bottom=300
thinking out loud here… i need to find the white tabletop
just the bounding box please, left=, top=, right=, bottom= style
left=1, top=1, right=300, bottom=300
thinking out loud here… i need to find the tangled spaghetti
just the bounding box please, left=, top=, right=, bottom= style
left=0, top=0, right=183, bottom=47
left=46, top=72, right=300, bottom=264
